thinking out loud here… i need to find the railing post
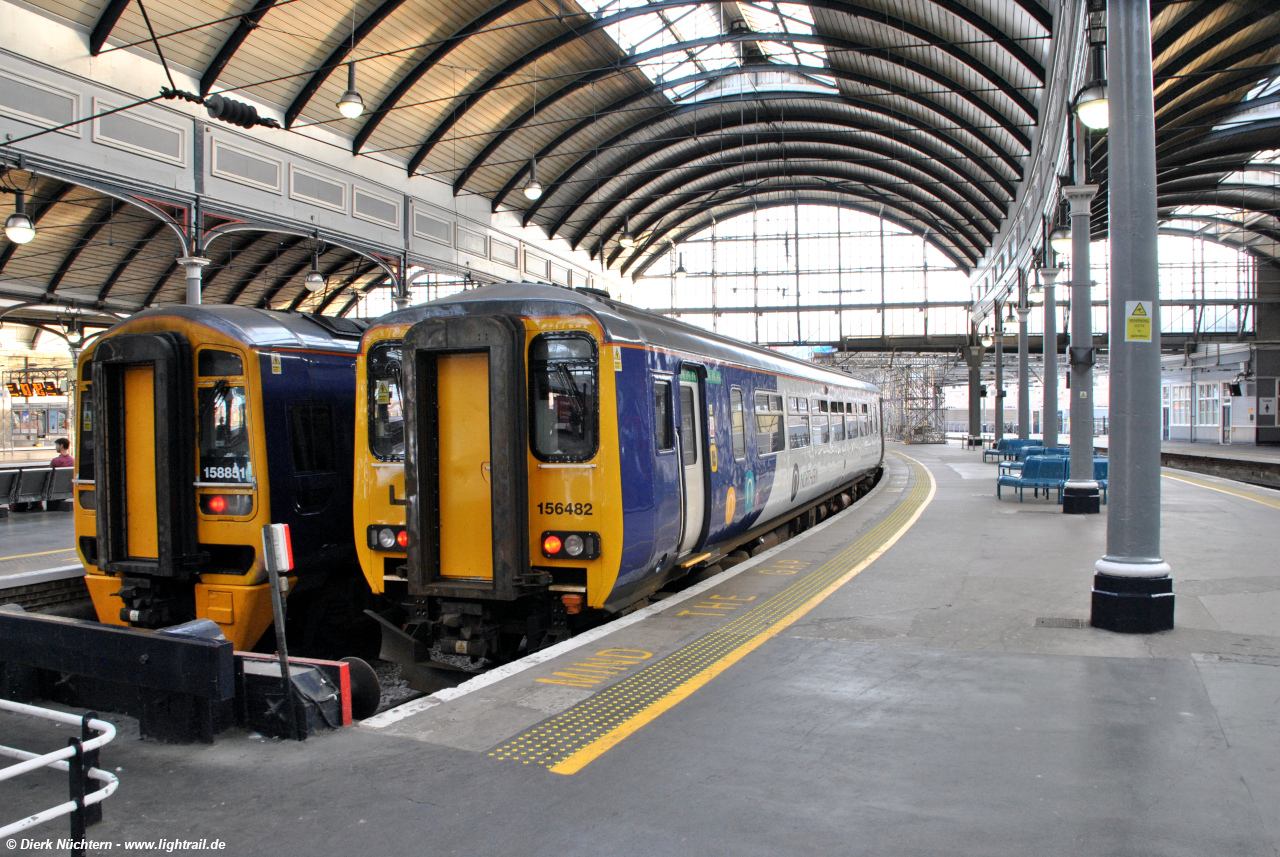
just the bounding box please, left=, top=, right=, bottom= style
left=81, top=712, right=102, bottom=826
left=67, top=736, right=85, bottom=856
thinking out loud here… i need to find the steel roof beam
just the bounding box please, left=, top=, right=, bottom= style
left=316, top=260, right=379, bottom=313
left=487, top=73, right=1018, bottom=212
left=89, top=0, right=132, bottom=56
left=45, top=200, right=119, bottom=297
left=97, top=221, right=167, bottom=303
left=143, top=259, right=179, bottom=307
left=623, top=191, right=972, bottom=278
left=524, top=90, right=1017, bottom=229
left=608, top=167, right=980, bottom=271
left=410, top=26, right=1031, bottom=178
left=225, top=235, right=306, bottom=305
left=284, top=0, right=407, bottom=128
left=200, top=0, right=280, bottom=98
left=561, top=125, right=1003, bottom=251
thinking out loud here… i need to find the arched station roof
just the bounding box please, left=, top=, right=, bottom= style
left=2, top=0, right=1279, bottom=319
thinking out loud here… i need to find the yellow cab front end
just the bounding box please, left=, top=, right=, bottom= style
left=74, top=316, right=277, bottom=650
left=366, top=301, right=622, bottom=676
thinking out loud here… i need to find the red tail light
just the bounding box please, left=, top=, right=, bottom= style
left=208, top=495, right=227, bottom=514
left=396, top=530, right=409, bottom=548
left=543, top=534, right=563, bottom=555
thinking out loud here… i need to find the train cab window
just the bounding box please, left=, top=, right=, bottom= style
left=679, top=386, right=697, bottom=465
left=198, top=382, right=252, bottom=483
left=77, top=387, right=94, bottom=481
left=811, top=398, right=828, bottom=445
left=788, top=398, right=811, bottom=449
left=729, top=388, right=747, bottom=460
left=198, top=349, right=243, bottom=377
left=830, top=401, right=845, bottom=442
left=754, top=392, right=784, bottom=454
left=368, top=341, right=404, bottom=462
left=654, top=379, right=674, bottom=452
left=529, top=334, right=598, bottom=462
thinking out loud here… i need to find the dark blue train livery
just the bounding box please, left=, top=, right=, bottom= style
left=357, top=282, right=881, bottom=682
left=75, top=306, right=369, bottom=653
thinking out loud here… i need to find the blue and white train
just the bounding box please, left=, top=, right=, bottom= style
left=357, top=282, right=883, bottom=678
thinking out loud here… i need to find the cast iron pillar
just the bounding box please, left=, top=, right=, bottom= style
left=178, top=256, right=210, bottom=306
left=1093, top=0, right=1173, bottom=632
left=1017, top=304, right=1031, bottom=439
left=965, top=344, right=986, bottom=449
left=1039, top=266, right=1060, bottom=448
left=994, top=310, right=1005, bottom=441
left=1063, top=183, right=1101, bottom=514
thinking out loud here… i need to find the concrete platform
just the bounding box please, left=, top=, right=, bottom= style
left=3, top=442, right=1279, bottom=855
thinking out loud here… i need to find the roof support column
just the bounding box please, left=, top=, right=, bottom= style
left=1017, top=272, right=1030, bottom=439
left=1092, top=0, right=1173, bottom=632
left=1063, top=183, right=1101, bottom=515
left=994, top=305, right=1004, bottom=442
left=1039, top=265, right=1060, bottom=448
left=178, top=256, right=211, bottom=306
left=964, top=344, right=986, bottom=449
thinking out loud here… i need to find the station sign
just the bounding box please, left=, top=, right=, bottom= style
left=5, top=380, right=63, bottom=397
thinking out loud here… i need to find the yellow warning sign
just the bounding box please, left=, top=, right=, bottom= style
left=1125, top=300, right=1152, bottom=342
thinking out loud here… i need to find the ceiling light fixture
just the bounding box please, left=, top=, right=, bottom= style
left=674, top=253, right=687, bottom=284
left=523, top=158, right=543, bottom=200
left=336, top=61, right=365, bottom=119
left=620, top=216, right=636, bottom=248
left=1050, top=225, right=1072, bottom=256
left=4, top=191, right=35, bottom=244
left=304, top=251, right=325, bottom=291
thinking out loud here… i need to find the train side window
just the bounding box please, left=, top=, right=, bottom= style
left=788, top=397, right=811, bottom=449
left=679, top=385, right=697, bottom=465
left=198, top=349, right=243, bottom=377
left=861, top=402, right=871, bottom=437
left=289, top=405, right=335, bottom=473
left=846, top=401, right=857, bottom=438
left=830, top=401, right=845, bottom=443
left=654, top=379, right=674, bottom=452
left=811, top=406, right=828, bottom=445
left=368, top=341, right=404, bottom=462
left=77, top=385, right=94, bottom=481
left=529, top=333, right=598, bottom=462
left=754, top=392, right=784, bottom=454
left=729, top=388, right=747, bottom=460
left=198, top=383, right=251, bottom=483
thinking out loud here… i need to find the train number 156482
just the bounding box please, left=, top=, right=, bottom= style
left=537, top=502, right=593, bottom=516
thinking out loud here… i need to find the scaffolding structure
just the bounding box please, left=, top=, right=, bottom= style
left=819, top=351, right=958, bottom=443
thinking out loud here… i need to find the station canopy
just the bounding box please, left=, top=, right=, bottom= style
left=0, top=0, right=1277, bottom=319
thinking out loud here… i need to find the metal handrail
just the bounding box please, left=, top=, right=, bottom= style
left=0, top=699, right=119, bottom=839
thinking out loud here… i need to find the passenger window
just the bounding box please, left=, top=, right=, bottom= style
left=654, top=379, right=674, bottom=452
left=198, top=349, right=243, bottom=377
left=679, top=385, right=697, bottom=465
left=77, top=385, right=94, bottom=481
left=529, top=334, right=598, bottom=462
left=788, top=398, right=810, bottom=449
left=730, top=388, right=747, bottom=460
left=812, top=408, right=828, bottom=445
left=289, top=405, right=335, bottom=473
left=368, top=341, right=404, bottom=462
left=754, top=392, right=784, bottom=454
left=198, top=383, right=251, bottom=483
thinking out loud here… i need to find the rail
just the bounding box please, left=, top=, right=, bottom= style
left=0, top=699, right=119, bottom=848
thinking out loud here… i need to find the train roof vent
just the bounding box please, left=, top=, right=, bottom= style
left=301, top=314, right=370, bottom=339
left=574, top=286, right=612, bottom=300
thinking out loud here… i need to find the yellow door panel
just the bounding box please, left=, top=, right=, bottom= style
left=123, top=365, right=159, bottom=559
left=438, top=352, right=493, bottom=580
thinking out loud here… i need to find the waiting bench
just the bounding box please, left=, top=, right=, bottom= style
left=983, top=438, right=1038, bottom=463
left=0, top=466, right=75, bottom=515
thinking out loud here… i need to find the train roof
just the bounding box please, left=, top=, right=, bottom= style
left=99, top=306, right=369, bottom=353
left=365, top=282, right=876, bottom=393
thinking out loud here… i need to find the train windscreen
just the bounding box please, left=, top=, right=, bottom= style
left=529, top=333, right=597, bottom=462
left=198, top=382, right=251, bottom=483
left=368, top=341, right=404, bottom=461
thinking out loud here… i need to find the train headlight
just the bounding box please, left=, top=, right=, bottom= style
left=378, top=528, right=397, bottom=549
left=563, top=534, right=585, bottom=556
left=78, top=489, right=96, bottom=511
left=368, top=525, right=408, bottom=552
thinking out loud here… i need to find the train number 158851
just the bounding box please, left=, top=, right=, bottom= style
left=537, top=502, right=593, bottom=516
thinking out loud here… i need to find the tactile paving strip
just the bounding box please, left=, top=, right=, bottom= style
left=490, top=455, right=933, bottom=773
left=0, top=548, right=79, bottom=579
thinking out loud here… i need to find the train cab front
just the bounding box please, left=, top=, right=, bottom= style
left=378, top=309, right=616, bottom=684
left=75, top=327, right=273, bottom=649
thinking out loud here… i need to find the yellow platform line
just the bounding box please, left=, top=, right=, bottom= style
left=0, top=547, right=77, bottom=563
left=1162, top=471, right=1280, bottom=510
left=489, top=453, right=935, bottom=775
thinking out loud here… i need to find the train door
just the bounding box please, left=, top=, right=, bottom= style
left=437, top=352, right=493, bottom=580
left=1222, top=402, right=1231, bottom=444
left=677, top=377, right=707, bottom=555
left=91, top=332, right=201, bottom=595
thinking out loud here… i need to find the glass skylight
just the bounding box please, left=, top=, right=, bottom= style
left=578, top=0, right=832, bottom=100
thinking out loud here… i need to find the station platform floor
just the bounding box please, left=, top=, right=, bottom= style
left=4, top=441, right=1280, bottom=855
